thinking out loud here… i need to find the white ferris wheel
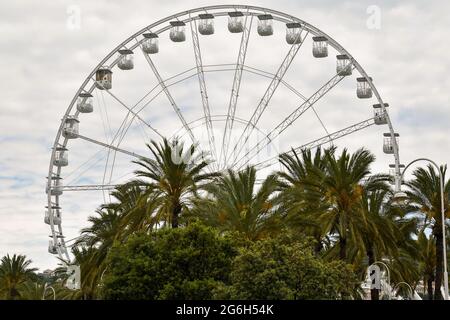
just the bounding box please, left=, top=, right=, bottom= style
left=45, top=5, right=402, bottom=261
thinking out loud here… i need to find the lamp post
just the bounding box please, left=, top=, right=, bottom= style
left=393, top=282, right=414, bottom=300
left=42, top=283, right=56, bottom=300
left=368, top=261, right=391, bottom=299
left=392, top=158, right=449, bottom=300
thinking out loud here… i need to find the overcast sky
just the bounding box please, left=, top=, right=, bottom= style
left=0, top=0, right=449, bottom=271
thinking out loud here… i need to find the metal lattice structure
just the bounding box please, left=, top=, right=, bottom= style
left=46, top=5, right=401, bottom=261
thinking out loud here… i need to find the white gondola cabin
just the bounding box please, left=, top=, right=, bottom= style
left=77, top=92, right=93, bottom=113
left=118, top=49, right=134, bottom=70
left=228, top=11, right=244, bottom=33
left=48, top=240, right=58, bottom=254
left=62, top=116, right=79, bottom=139
left=47, top=176, right=63, bottom=196
left=170, top=21, right=186, bottom=42
left=53, top=147, right=68, bottom=167
left=357, top=77, right=373, bottom=99
left=312, top=36, right=328, bottom=58
left=142, top=33, right=159, bottom=54
left=383, top=133, right=399, bottom=154
left=336, top=54, right=352, bottom=76
left=286, top=22, right=302, bottom=44
left=198, top=13, right=214, bottom=35
left=373, top=103, right=389, bottom=125
left=257, top=14, right=273, bottom=36
left=95, top=67, right=112, bottom=90
left=45, top=209, right=61, bottom=225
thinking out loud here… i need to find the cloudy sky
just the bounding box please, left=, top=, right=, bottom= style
left=0, top=0, right=449, bottom=271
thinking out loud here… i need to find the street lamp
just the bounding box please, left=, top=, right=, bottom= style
left=368, top=261, right=391, bottom=299
left=391, top=191, right=408, bottom=206
left=42, top=283, right=56, bottom=300
left=393, top=282, right=414, bottom=300
left=392, top=157, right=449, bottom=300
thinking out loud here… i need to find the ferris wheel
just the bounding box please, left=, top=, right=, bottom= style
left=45, top=5, right=402, bottom=261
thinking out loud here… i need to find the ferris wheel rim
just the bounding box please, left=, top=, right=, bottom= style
left=46, top=4, right=401, bottom=262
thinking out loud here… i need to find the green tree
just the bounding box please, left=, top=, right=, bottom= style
left=190, top=166, right=281, bottom=241
left=354, top=187, right=394, bottom=300
left=131, top=138, right=218, bottom=228
left=312, top=148, right=385, bottom=261
left=71, top=207, right=125, bottom=299
left=277, top=147, right=332, bottom=253
left=406, top=165, right=449, bottom=299
left=102, top=222, right=236, bottom=299
left=417, top=232, right=436, bottom=299
left=18, top=281, right=74, bottom=300
left=0, top=254, right=38, bottom=300
left=214, top=234, right=359, bottom=299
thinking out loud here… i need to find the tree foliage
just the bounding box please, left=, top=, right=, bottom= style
left=214, top=234, right=359, bottom=300
left=102, top=222, right=236, bottom=299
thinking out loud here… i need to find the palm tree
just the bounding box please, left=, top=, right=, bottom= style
left=0, top=254, right=37, bottom=300
left=18, top=281, right=73, bottom=300
left=190, top=166, right=281, bottom=241
left=355, top=187, right=397, bottom=300
left=277, top=147, right=332, bottom=253
left=312, top=148, right=384, bottom=261
left=105, top=183, right=156, bottom=234
left=67, top=246, right=103, bottom=300
left=417, top=232, right=436, bottom=299
left=406, top=164, right=449, bottom=300
left=131, top=138, right=218, bottom=228
left=72, top=207, right=125, bottom=299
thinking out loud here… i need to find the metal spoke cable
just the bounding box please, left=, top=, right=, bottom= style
left=220, top=13, right=253, bottom=168
left=190, top=17, right=217, bottom=167
left=77, top=134, right=148, bottom=160
left=141, top=51, right=197, bottom=144
left=232, top=67, right=353, bottom=169
left=92, top=77, right=163, bottom=139
left=254, top=117, right=376, bottom=169
left=228, top=31, right=309, bottom=165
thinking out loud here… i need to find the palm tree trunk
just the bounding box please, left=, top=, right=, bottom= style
left=339, top=237, right=347, bottom=261
left=427, top=277, right=434, bottom=300
left=367, top=249, right=379, bottom=300
left=171, top=203, right=182, bottom=228
left=434, top=227, right=444, bottom=300
left=314, top=230, right=322, bottom=254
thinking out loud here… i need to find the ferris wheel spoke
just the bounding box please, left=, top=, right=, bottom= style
left=232, top=66, right=354, bottom=169
left=220, top=14, right=253, bottom=168
left=253, top=117, right=376, bottom=170
left=140, top=50, right=198, bottom=145
left=92, top=78, right=164, bottom=140
left=77, top=134, right=148, bottom=160
left=109, top=64, right=233, bottom=150
left=189, top=18, right=218, bottom=168
left=112, top=66, right=203, bottom=151
left=59, top=184, right=120, bottom=192
left=228, top=31, right=309, bottom=165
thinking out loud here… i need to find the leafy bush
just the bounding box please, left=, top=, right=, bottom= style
left=214, top=234, right=359, bottom=300
left=102, top=223, right=358, bottom=300
left=101, top=222, right=236, bottom=299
